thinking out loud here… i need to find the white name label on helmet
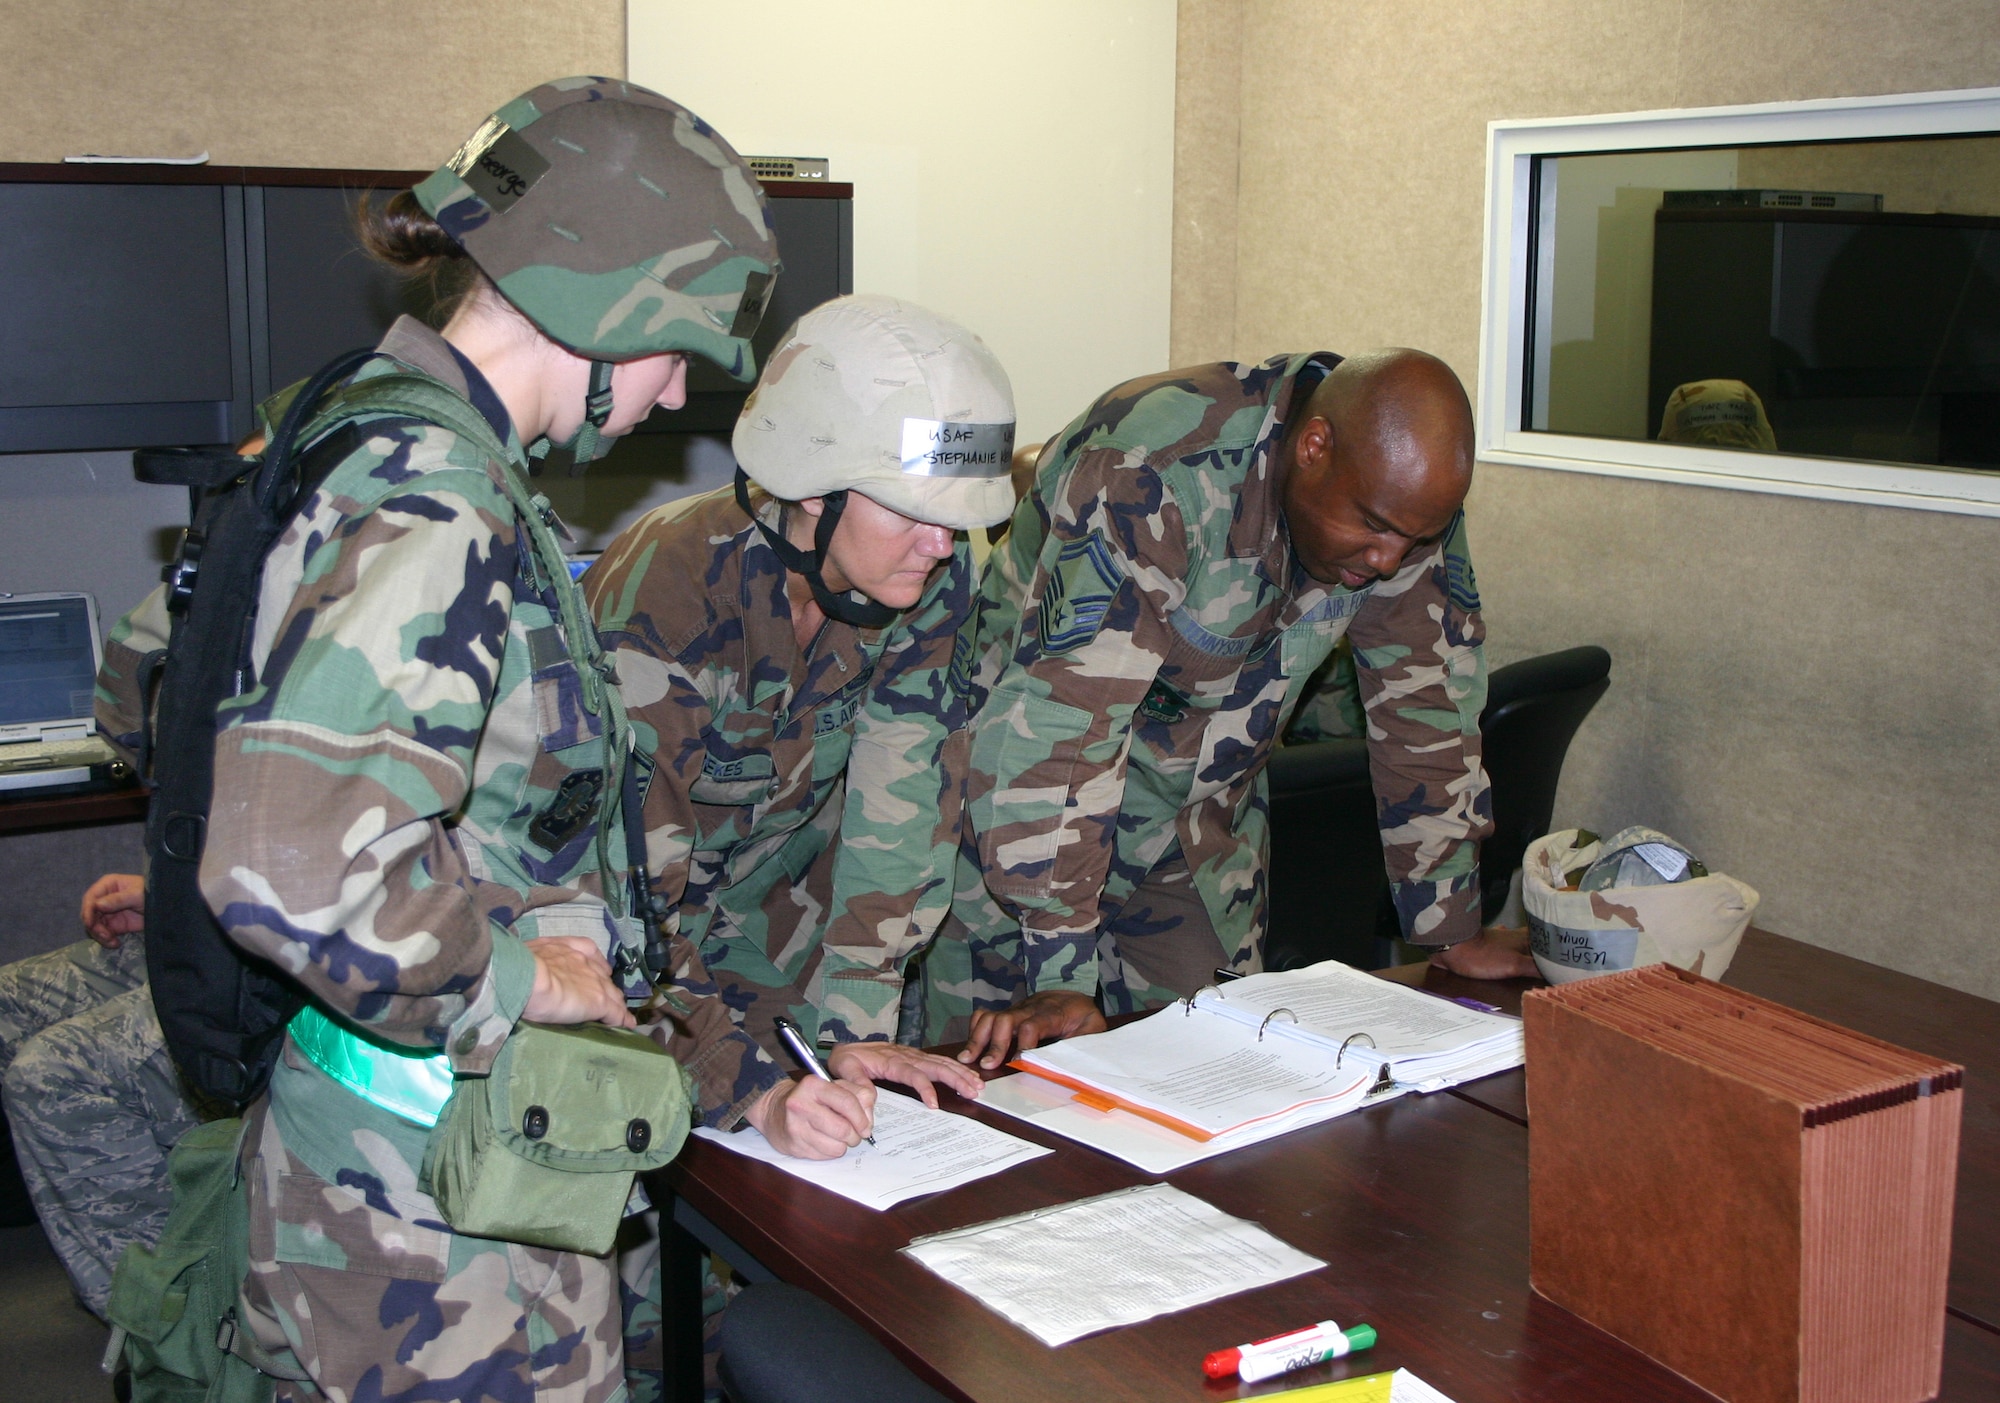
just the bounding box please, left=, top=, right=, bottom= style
left=900, top=419, right=1015, bottom=479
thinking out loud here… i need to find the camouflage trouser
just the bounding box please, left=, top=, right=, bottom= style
left=915, top=843, right=1255, bottom=1044
left=0, top=935, right=198, bottom=1317
left=237, top=1092, right=628, bottom=1402
left=620, top=1211, right=663, bottom=1403
left=616, top=1208, right=734, bottom=1403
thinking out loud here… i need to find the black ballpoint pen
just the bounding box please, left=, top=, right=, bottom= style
left=772, top=1016, right=876, bottom=1146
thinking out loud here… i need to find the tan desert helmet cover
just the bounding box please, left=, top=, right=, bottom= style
left=732, top=294, right=1017, bottom=530
left=1522, top=827, right=1760, bottom=985
left=1657, top=378, right=1777, bottom=452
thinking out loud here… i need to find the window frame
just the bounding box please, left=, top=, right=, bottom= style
left=1477, top=86, right=2000, bottom=517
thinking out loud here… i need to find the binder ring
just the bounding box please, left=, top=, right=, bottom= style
left=1258, top=1008, right=1298, bottom=1042
left=1183, top=984, right=1222, bottom=1016
left=1336, top=1032, right=1376, bottom=1068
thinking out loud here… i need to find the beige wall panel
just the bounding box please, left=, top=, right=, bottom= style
left=0, top=0, right=625, bottom=171
left=1233, top=0, right=1685, bottom=373
left=1192, top=0, right=2000, bottom=997
left=1170, top=0, right=1244, bottom=366
left=1668, top=0, right=2000, bottom=108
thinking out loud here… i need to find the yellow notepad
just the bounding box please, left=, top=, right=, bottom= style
left=1276, top=1368, right=1458, bottom=1402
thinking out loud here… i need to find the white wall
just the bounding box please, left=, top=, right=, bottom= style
left=628, top=0, right=1178, bottom=442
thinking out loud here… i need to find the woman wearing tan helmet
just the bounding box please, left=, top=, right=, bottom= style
left=584, top=293, right=1021, bottom=1141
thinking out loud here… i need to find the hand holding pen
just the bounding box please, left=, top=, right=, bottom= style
left=775, top=1016, right=877, bottom=1146
left=744, top=1023, right=878, bottom=1159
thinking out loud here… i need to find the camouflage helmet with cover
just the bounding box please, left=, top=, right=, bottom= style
left=731, top=293, right=1016, bottom=626
left=414, top=77, right=780, bottom=458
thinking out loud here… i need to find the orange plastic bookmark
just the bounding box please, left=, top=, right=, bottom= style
left=1007, top=1061, right=1216, bottom=1141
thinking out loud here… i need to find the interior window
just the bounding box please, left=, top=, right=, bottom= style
left=1525, top=134, right=2000, bottom=474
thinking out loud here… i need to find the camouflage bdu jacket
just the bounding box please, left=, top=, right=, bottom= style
left=967, top=353, right=1491, bottom=995
left=96, top=318, right=781, bottom=1139
left=586, top=487, right=973, bottom=1046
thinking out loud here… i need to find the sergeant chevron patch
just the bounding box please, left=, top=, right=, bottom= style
left=1039, top=533, right=1124, bottom=654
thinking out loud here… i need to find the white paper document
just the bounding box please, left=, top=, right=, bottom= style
left=1189, top=961, right=1523, bottom=1088
left=901, top=1182, right=1324, bottom=1346
left=1389, top=1369, right=1463, bottom=1403
left=978, top=1070, right=1403, bottom=1174
left=1014, top=1001, right=1378, bottom=1138
left=691, top=1092, right=1050, bottom=1211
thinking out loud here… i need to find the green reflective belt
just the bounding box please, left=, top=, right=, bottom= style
left=288, top=1004, right=455, bottom=1128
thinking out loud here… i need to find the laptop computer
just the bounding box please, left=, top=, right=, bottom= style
left=0, top=592, right=126, bottom=793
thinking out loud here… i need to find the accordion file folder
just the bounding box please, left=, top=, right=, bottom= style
left=1525, top=964, right=1961, bottom=1403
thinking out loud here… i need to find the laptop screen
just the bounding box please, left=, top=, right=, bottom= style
left=0, top=596, right=98, bottom=728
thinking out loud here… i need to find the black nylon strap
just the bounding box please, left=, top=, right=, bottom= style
left=732, top=470, right=899, bottom=629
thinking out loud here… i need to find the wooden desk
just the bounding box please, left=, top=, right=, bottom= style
left=0, top=783, right=147, bottom=835
left=1379, top=930, right=2000, bottom=1331
left=661, top=933, right=2000, bottom=1401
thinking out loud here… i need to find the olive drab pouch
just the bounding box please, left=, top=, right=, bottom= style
left=105, top=1119, right=293, bottom=1403
left=420, top=1022, right=695, bottom=1256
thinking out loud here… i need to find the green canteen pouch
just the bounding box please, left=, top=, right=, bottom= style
left=421, top=1022, right=695, bottom=1256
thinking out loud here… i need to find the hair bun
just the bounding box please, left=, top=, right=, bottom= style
left=356, top=189, right=464, bottom=272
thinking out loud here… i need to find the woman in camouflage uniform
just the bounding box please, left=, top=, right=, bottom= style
left=585, top=294, right=1019, bottom=1064
left=187, top=81, right=888, bottom=1402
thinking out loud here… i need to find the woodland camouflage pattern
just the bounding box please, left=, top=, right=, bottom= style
left=0, top=935, right=198, bottom=1317
left=586, top=486, right=973, bottom=1050
left=414, top=77, right=778, bottom=377
left=930, top=353, right=1490, bottom=1023
left=153, top=318, right=777, bottom=1400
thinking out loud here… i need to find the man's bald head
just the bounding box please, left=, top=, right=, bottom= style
left=1280, top=348, right=1475, bottom=589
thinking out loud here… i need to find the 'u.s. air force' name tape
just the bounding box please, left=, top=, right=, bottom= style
left=900, top=419, right=1014, bottom=478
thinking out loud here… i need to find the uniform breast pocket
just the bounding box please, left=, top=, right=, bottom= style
left=1280, top=618, right=1345, bottom=688
left=1163, top=562, right=1283, bottom=700
left=690, top=749, right=777, bottom=806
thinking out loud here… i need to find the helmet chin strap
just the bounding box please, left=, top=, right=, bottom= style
left=734, top=469, right=900, bottom=629
left=529, top=359, right=619, bottom=473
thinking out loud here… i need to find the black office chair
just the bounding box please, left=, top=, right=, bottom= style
left=1262, top=645, right=1612, bottom=971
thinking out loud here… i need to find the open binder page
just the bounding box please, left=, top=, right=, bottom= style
left=1012, top=1000, right=1376, bottom=1139
left=901, top=1183, right=1325, bottom=1346
left=1194, top=961, right=1523, bottom=1086
left=691, top=1091, right=1050, bottom=1211
left=979, top=1069, right=1405, bottom=1174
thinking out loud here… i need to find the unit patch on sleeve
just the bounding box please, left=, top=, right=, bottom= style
left=1037, top=533, right=1125, bottom=655
left=1442, top=512, right=1480, bottom=614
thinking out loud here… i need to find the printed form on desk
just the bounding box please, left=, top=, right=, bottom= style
left=691, top=1092, right=1049, bottom=1211
left=900, top=1182, right=1325, bottom=1346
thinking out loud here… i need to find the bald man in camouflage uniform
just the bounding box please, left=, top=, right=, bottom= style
left=929, top=349, right=1536, bottom=1064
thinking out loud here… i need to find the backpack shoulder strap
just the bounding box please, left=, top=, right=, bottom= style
left=295, top=370, right=634, bottom=922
